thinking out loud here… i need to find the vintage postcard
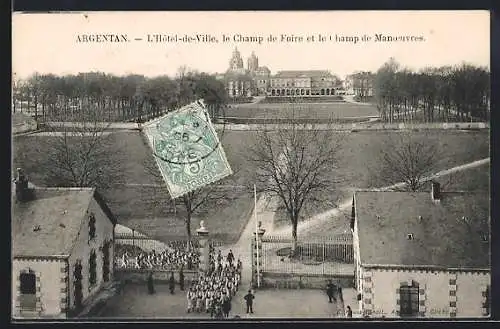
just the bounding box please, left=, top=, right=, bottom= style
left=11, top=11, right=490, bottom=321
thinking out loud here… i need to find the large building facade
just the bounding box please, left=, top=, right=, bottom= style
left=224, top=49, right=341, bottom=98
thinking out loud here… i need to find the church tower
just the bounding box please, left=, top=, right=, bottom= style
left=247, top=51, right=258, bottom=72
left=229, top=47, right=244, bottom=71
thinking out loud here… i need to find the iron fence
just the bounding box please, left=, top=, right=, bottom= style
left=260, top=234, right=354, bottom=276
left=114, top=232, right=223, bottom=272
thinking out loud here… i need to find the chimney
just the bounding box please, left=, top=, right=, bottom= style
left=431, top=181, right=441, bottom=202
left=15, top=168, right=29, bottom=202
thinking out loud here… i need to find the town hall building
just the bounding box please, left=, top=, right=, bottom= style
left=12, top=169, right=116, bottom=319
left=351, top=182, right=490, bottom=318
left=223, top=49, right=342, bottom=98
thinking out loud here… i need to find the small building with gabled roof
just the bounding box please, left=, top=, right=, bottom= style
left=351, top=182, right=490, bottom=318
left=12, top=169, right=116, bottom=319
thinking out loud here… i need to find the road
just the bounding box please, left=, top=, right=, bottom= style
left=36, top=121, right=489, bottom=133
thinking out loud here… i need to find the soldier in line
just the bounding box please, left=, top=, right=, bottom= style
left=226, top=249, right=235, bottom=266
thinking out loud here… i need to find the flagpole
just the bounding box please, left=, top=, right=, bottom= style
left=254, top=184, right=260, bottom=288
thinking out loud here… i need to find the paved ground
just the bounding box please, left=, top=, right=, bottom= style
left=96, top=283, right=345, bottom=319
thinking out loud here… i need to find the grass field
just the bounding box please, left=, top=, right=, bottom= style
left=225, top=102, right=379, bottom=120
left=12, top=129, right=489, bottom=244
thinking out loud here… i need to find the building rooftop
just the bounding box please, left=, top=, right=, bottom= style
left=273, top=70, right=333, bottom=79
left=12, top=186, right=116, bottom=258
left=354, top=190, right=490, bottom=269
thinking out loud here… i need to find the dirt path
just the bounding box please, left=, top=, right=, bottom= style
left=266, top=157, right=490, bottom=237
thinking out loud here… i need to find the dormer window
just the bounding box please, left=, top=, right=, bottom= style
left=407, top=233, right=414, bottom=240
left=88, top=214, right=96, bottom=240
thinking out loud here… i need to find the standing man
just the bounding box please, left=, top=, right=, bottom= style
left=326, top=280, right=335, bottom=303
left=244, top=290, right=255, bottom=314
left=346, top=305, right=353, bottom=318
left=147, top=271, right=155, bottom=294
left=169, top=271, right=175, bottom=295
left=179, top=266, right=185, bottom=291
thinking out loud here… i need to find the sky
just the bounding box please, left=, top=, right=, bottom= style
left=12, top=11, right=490, bottom=80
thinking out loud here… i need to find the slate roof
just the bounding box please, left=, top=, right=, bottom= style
left=354, top=191, right=490, bottom=269
left=12, top=187, right=116, bottom=258
left=273, top=70, right=333, bottom=78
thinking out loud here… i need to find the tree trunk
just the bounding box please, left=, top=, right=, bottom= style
left=186, top=213, right=192, bottom=252
left=291, top=219, right=298, bottom=254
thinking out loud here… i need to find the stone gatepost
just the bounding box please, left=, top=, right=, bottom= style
left=252, top=222, right=266, bottom=288
left=196, top=220, right=210, bottom=274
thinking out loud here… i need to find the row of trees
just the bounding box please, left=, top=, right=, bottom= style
left=374, top=58, right=490, bottom=123
left=12, top=67, right=228, bottom=122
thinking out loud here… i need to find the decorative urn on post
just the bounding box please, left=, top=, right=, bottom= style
left=196, top=220, right=210, bottom=273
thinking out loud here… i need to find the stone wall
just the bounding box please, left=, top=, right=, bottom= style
left=261, top=272, right=355, bottom=290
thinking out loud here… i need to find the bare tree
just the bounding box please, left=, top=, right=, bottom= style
left=245, top=109, right=345, bottom=252
left=142, top=132, right=236, bottom=250
left=35, top=106, right=125, bottom=189
left=372, top=131, right=440, bottom=191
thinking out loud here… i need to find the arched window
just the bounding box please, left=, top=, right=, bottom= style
left=19, top=270, right=36, bottom=311
left=20, top=270, right=36, bottom=294
left=399, top=281, right=419, bottom=317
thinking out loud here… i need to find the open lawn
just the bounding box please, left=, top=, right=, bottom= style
left=225, top=102, right=379, bottom=120
left=271, top=130, right=490, bottom=228
left=12, top=129, right=259, bottom=244
left=13, top=129, right=489, bottom=244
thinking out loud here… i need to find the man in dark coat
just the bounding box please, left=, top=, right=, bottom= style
left=244, top=290, right=255, bottom=314
left=179, top=267, right=185, bottom=291
left=346, top=305, right=353, bottom=318
left=147, top=272, right=155, bottom=294
left=326, top=280, right=335, bottom=303
left=169, top=272, right=175, bottom=294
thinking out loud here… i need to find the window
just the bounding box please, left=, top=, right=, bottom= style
left=400, top=281, right=419, bottom=317
left=19, top=270, right=36, bottom=311
left=89, top=250, right=97, bottom=287
left=88, top=214, right=96, bottom=240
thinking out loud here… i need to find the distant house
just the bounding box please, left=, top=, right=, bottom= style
left=345, top=71, right=374, bottom=97
left=12, top=169, right=116, bottom=319
left=351, top=182, right=490, bottom=318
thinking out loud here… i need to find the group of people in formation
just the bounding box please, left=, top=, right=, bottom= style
left=115, top=242, right=200, bottom=271
left=186, top=247, right=242, bottom=319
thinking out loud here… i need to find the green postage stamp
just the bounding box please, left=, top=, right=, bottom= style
left=143, top=100, right=233, bottom=199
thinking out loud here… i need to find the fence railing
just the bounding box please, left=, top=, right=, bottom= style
left=114, top=233, right=224, bottom=272
left=260, top=234, right=354, bottom=276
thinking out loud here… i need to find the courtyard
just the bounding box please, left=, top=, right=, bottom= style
left=93, top=283, right=346, bottom=319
